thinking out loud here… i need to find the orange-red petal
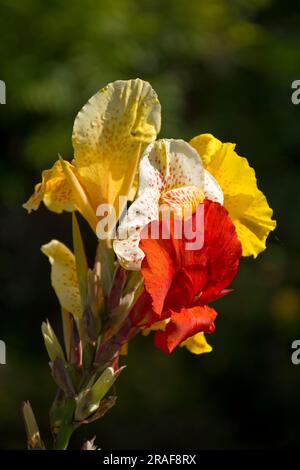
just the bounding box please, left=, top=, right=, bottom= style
left=154, top=305, right=217, bottom=354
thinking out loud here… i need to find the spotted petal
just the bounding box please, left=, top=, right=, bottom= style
left=114, top=139, right=223, bottom=270
left=24, top=79, right=161, bottom=232
left=73, top=79, right=161, bottom=218
left=41, top=240, right=81, bottom=318
left=23, top=160, right=75, bottom=214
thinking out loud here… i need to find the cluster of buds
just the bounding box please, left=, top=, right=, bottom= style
left=23, top=215, right=144, bottom=450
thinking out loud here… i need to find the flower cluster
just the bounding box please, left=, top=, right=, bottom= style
left=23, top=79, right=276, bottom=449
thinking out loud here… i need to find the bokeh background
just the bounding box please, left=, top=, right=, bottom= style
left=1, top=0, right=300, bottom=449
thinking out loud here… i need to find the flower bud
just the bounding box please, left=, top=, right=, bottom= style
left=81, top=437, right=97, bottom=450
left=52, top=358, right=76, bottom=398
left=41, top=321, right=65, bottom=363
left=22, top=401, right=45, bottom=450
left=75, top=366, right=123, bottom=422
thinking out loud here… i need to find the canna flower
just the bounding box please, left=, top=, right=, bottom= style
left=113, top=139, right=223, bottom=270
left=131, top=199, right=242, bottom=354
left=189, top=133, right=276, bottom=257
left=23, top=79, right=161, bottom=232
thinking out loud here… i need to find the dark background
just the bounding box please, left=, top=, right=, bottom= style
left=0, top=0, right=300, bottom=449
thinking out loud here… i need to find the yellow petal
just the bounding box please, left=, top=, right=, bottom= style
left=72, top=78, right=161, bottom=219
left=190, top=133, right=222, bottom=167
left=180, top=332, right=212, bottom=355
left=142, top=318, right=170, bottom=336
left=23, top=159, right=98, bottom=231
left=23, top=160, right=75, bottom=214
left=24, top=79, right=161, bottom=232
left=59, top=157, right=98, bottom=230
left=41, top=240, right=81, bottom=318
left=190, top=133, right=276, bottom=257
left=233, top=190, right=276, bottom=257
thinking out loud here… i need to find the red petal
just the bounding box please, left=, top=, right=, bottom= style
left=166, top=265, right=207, bottom=306
left=154, top=305, right=217, bottom=354
left=195, top=201, right=242, bottom=303
left=140, top=220, right=176, bottom=316
left=140, top=200, right=242, bottom=314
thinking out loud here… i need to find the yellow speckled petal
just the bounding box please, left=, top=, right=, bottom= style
left=72, top=79, right=161, bottom=219
left=59, top=157, right=98, bottom=231
left=180, top=332, right=212, bottom=355
left=23, top=160, right=75, bottom=214
left=41, top=240, right=81, bottom=318
left=190, top=133, right=276, bottom=257
left=24, top=79, right=161, bottom=233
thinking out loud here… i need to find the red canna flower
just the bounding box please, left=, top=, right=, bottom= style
left=136, top=199, right=242, bottom=354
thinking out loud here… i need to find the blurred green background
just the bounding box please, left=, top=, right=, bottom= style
left=0, top=0, right=300, bottom=449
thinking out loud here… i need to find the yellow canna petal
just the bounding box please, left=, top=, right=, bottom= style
left=190, top=133, right=276, bottom=257
left=23, top=159, right=98, bottom=231
left=24, top=79, right=161, bottom=232
left=23, top=160, right=75, bottom=214
left=142, top=318, right=170, bottom=336
left=72, top=78, right=161, bottom=219
left=190, top=133, right=222, bottom=168
left=180, top=332, right=212, bottom=355
left=59, top=157, right=98, bottom=232
left=41, top=240, right=81, bottom=318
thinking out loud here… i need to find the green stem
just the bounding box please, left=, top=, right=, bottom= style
left=53, top=423, right=75, bottom=450
left=50, top=391, right=77, bottom=450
